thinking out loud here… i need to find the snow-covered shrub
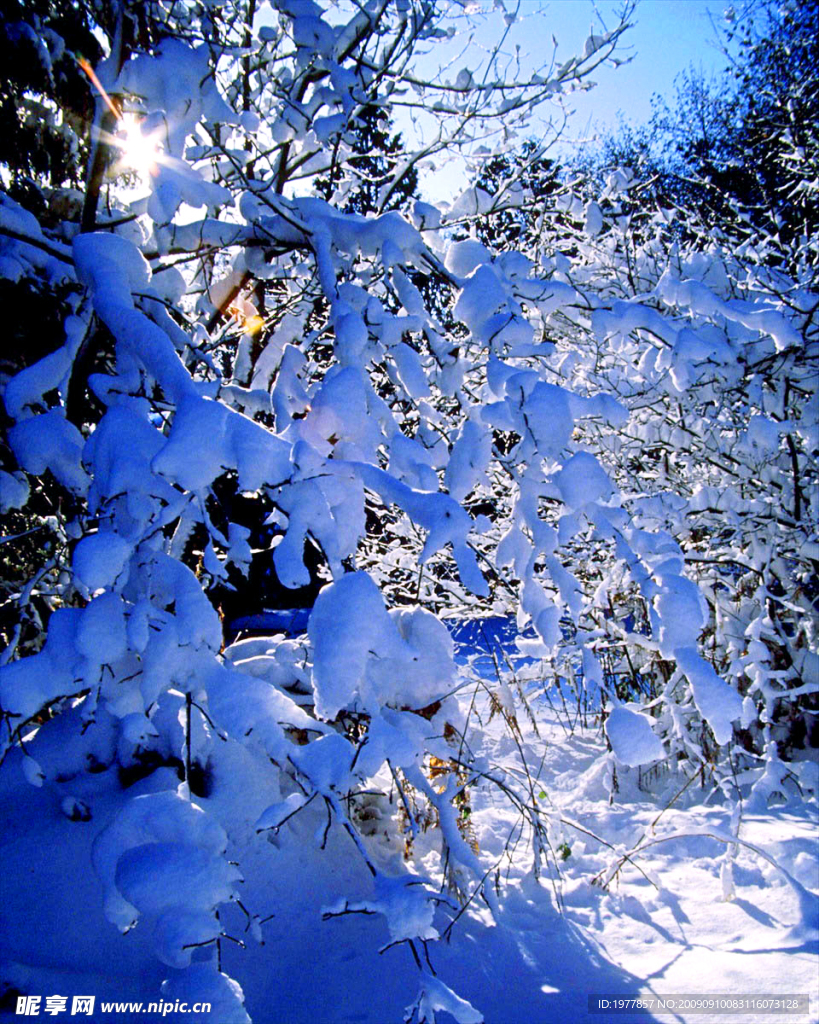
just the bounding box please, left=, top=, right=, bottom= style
left=449, top=136, right=819, bottom=796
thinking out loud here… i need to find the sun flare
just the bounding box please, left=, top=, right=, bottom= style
left=117, top=114, right=163, bottom=177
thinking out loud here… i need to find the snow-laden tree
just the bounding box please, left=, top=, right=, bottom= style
left=1, top=0, right=816, bottom=1019
left=465, top=153, right=817, bottom=766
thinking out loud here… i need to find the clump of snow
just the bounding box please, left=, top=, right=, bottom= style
left=114, top=841, right=240, bottom=918
left=255, top=792, right=310, bottom=833
left=653, top=575, right=708, bottom=657
left=0, top=608, right=85, bottom=720
left=22, top=756, right=45, bottom=787
left=554, top=452, right=613, bottom=509
left=73, top=532, right=133, bottom=592
left=308, top=572, right=457, bottom=720
left=583, top=201, right=604, bottom=237
left=606, top=707, right=666, bottom=767
left=91, top=784, right=246, bottom=973
left=0, top=470, right=29, bottom=512
left=152, top=395, right=291, bottom=493
left=8, top=411, right=89, bottom=496
left=674, top=646, right=743, bottom=745
left=25, top=702, right=118, bottom=780
left=324, top=874, right=439, bottom=944
left=290, top=733, right=356, bottom=795
left=445, top=239, right=491, bottom=277
left=407, top=972, right=484, bottom=1024
left=160, top=964, right=250, bottom=1024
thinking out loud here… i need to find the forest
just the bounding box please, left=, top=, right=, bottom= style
left=0, top=1, right=817, bottom=1021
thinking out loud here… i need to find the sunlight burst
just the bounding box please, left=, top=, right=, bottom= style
left=117, top=114, right=163, bottom=177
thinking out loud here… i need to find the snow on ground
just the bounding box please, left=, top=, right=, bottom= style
left=0, top=658, right=816, bottom=1024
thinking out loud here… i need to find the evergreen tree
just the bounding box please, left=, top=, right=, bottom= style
left=315, top=103, right=419, bottom=215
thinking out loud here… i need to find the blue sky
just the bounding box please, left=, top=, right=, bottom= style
left=545, top=0, right=729, bottom=143
left=402, top=0, right=731, bottom=197
left=453, top=0, right=732, bottom=144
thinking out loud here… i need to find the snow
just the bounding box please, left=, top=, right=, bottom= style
left=8, top=411, right=89, bottom=496
left=3, top=318, right=82, bottom=421
left=0, top=470, right=29, bottom=513
left=152, top=395, right=292, bottom=494
left=414, top=973, right=484, bottom=1024
left=453, top=266, right=507, bottom=340
left=445, top=239, right=491, bottom=277
left=255, top=792, right=310, bottom=833
left=160, top=964, right=250, bottom=1023
left=518, top=382, right=575, bottom=457
left=308, top=572, right=457, bottom=720
left=606, top=707, right=666, bottom=767
left=74, top=532, right=129, bottom=598
left=25, top=703, right=118, bottom=782
left=115, top=39, right=236, bottom=225
left=674, top=647, right=744, bottom=746
left=658, top=272, right=802, bottom=353
left=151, top=909, right=222, bottom=969
left=299, top=367, right=375, bottom=449
left=114, top=841, right=240, bottom=917
left=445, top=420, right=491, bottom=501
left=21, top=756, right=45, bottom=788
left=391, top=342, right=431, bottom=400
left=0, top=609, right=85, bottom=720
left=747, top=415, right=782, bottom=451
left=554, top=451, right=614, bottom=509
left=206, top=662, right=322, bottom=762
left=75, top=592, right=128, bottom=665
left=291, top=733, right=356, bottom=794
left=584, top=201, right=604, bottom=237
left=72, top=233, right=196, bottom=405
left=653, top=575, right=709, bottom=658
left=84, top=405, right=175, bottom=531
left=325, top=873, right=440, bottom=943
left=350, top=462, right=486, bottom=593
left=1, top=690, right=815, bottom=1024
